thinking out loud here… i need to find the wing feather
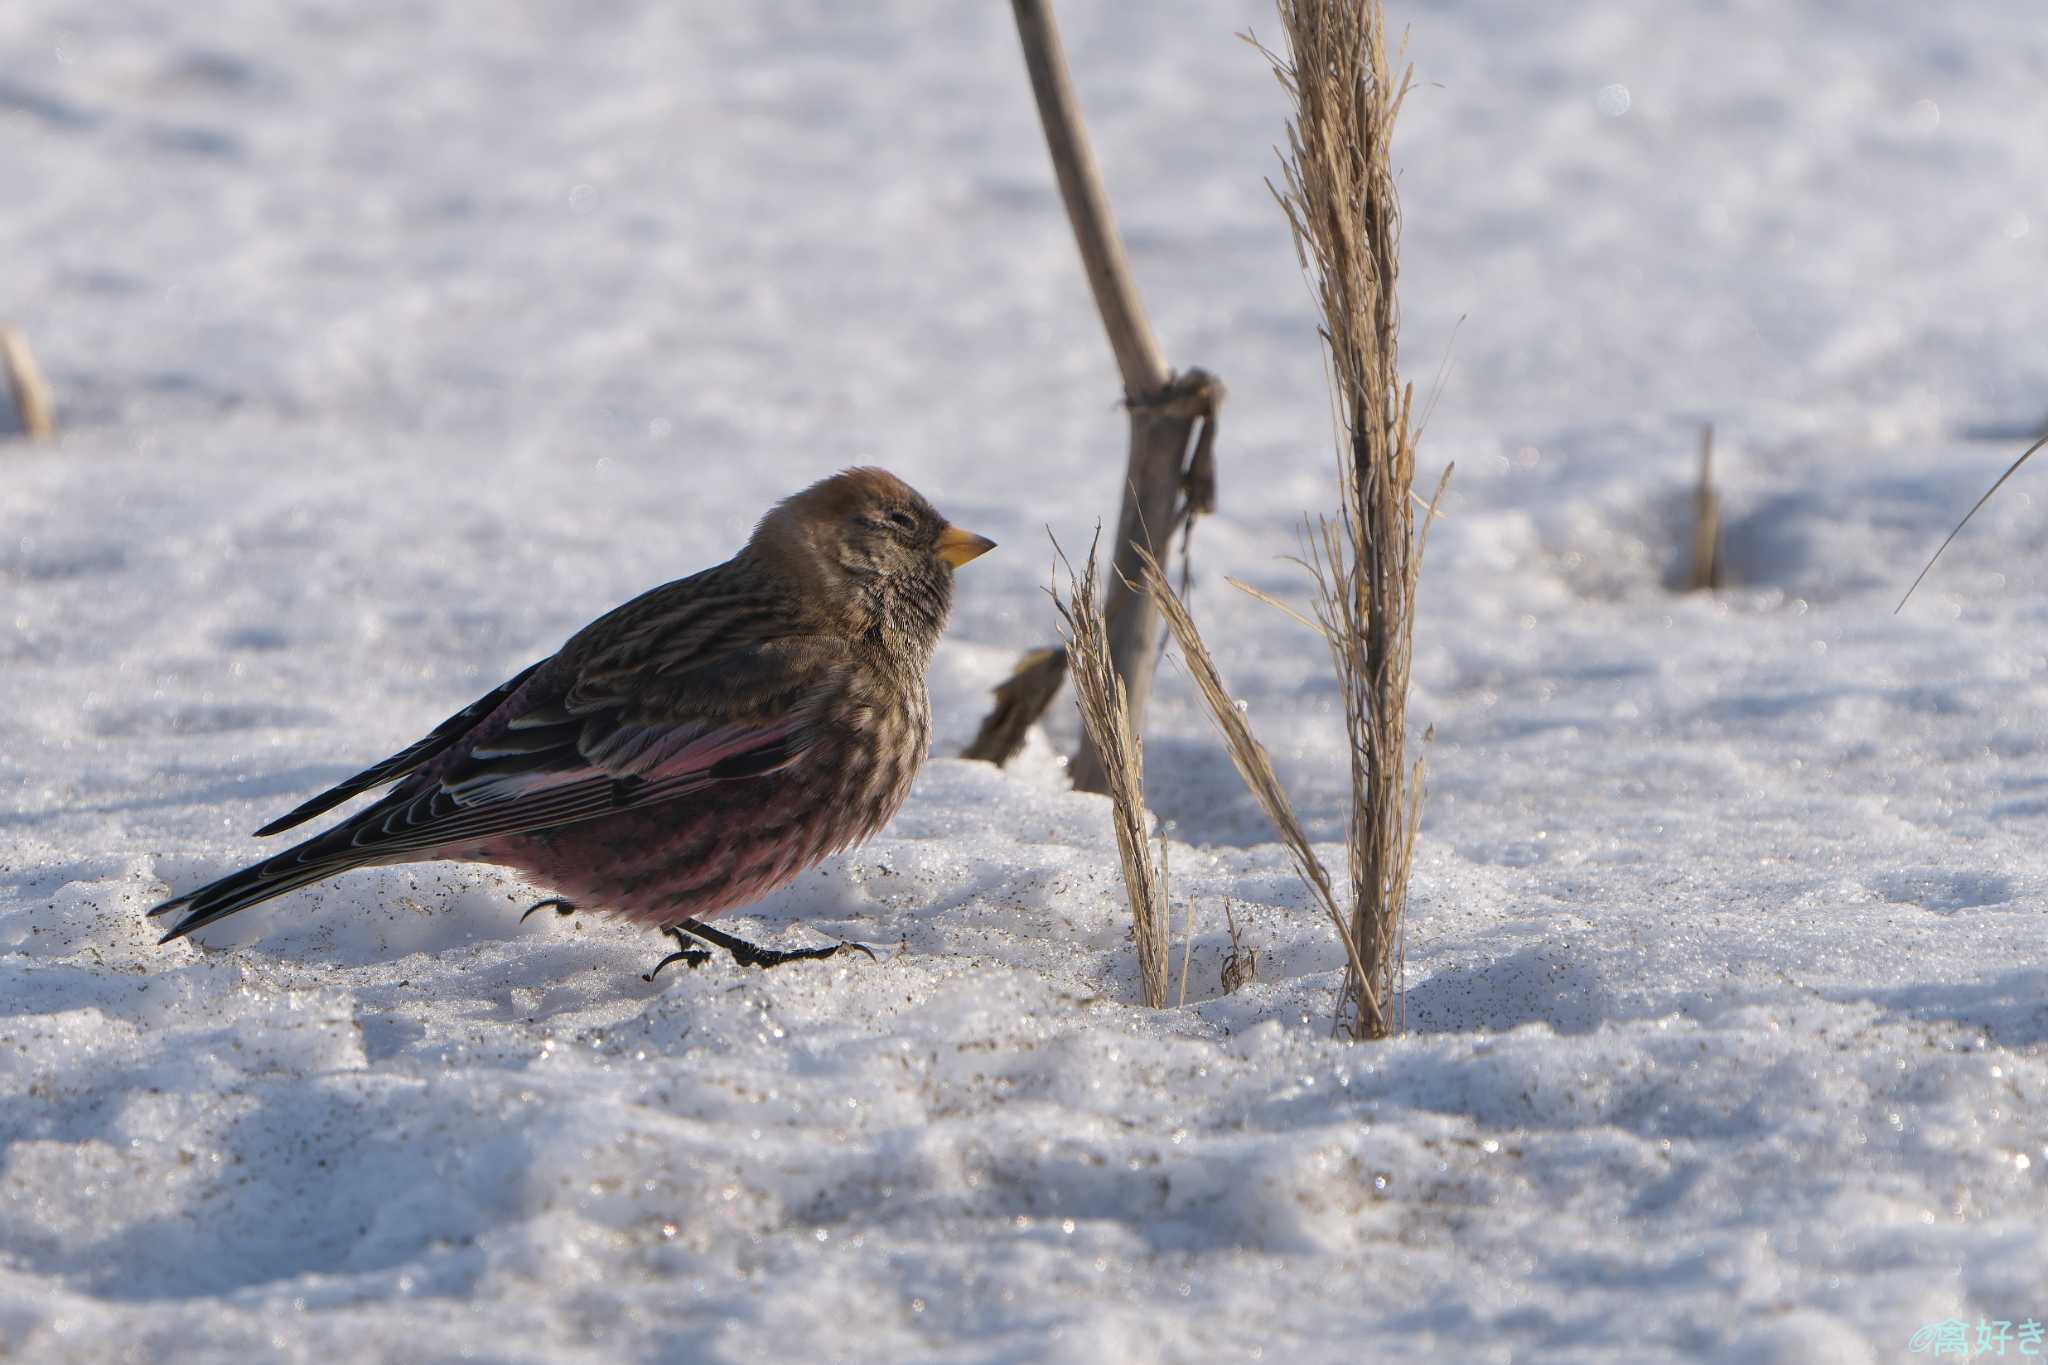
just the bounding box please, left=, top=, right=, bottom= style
left=324, top=635, right=848, bottom=862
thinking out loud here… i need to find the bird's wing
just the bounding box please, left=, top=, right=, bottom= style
left=252, top=659, right=548, bottom=836
left=250, top=555, right=778, bottom=837
left=316, top=634, right=853, bottom=860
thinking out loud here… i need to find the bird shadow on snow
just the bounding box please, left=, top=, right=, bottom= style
left=757, top=854, right=1079, bottom=971
left=178, top=867, right=552, bottom=968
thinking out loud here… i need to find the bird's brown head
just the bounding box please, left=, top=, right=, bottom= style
left=751, top=467, right=994, bottom=659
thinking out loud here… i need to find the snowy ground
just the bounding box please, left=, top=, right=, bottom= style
left=5, top=1, right=2048, bottom=1360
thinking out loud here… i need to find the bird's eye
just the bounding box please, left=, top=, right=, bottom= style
left=886, top=510, right=917, bottom=531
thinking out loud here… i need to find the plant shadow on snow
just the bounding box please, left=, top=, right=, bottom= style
left=86, top=700, right=332, bottom=738
left=1708, top=471, right=1956, bottom=602
left=1828, top=966, right=2048, bottom=1047
left=1544, top=455, right=1952, bottom=606
left=0, top=858, right=130, bottom=907
left=1711, top=491, right=1821, bottom=594
left=0, top=763, right=359, bottom=836
left=1140, top=733, right=1325, bottom=849
left=1865, top=867, right=2018, bottom=913
left=1561, top=483, right=1848, bottom=602
left=0, top=993, right=494, bottom=1304
left=0, top=538, right=130, bottom=584
left=16, top=1082, right=510, bottom=1302
left=0, top=962, right=154, bottom=1025
left=1403, top=945, right=1614, bottom=1036
left=1954, top=412, right=2048, bottom=445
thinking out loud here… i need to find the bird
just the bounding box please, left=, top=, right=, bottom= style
left=146, top=468, right=995, bottom=976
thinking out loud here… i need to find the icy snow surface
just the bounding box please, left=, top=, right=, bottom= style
left=5, top=1, right=2048, bottom=1361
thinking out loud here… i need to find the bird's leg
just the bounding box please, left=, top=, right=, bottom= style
left=644, top=926, right=712, bottom=981
left=667, top=918, right=877, bottom=971
left=520, top=896, right=579, bottom=924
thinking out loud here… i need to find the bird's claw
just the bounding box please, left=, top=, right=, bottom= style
left=644, top=952, right=712, bottom=982
left=520, top=897, right=578, bottom=925
left=641, top=927, right=713, bottom=981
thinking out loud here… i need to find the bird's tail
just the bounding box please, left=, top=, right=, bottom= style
left=147, top=831, right=378, bottom=944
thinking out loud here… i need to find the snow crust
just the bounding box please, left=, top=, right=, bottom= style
left=4, top=1, right=2047, bottom=1359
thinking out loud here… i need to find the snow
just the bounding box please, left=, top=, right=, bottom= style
left=4, top=0, right=2047, bottom=1360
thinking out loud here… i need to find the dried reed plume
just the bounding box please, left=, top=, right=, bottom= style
left=1052, top=536, right=1174, bottom=1007
left=1249, top=0, right=1446, bottom=1038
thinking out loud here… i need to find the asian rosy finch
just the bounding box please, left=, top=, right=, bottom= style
left=147, top=468, right=994, bottom=973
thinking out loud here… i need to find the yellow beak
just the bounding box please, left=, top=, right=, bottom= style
left=933, top=524, right=997, bottom=568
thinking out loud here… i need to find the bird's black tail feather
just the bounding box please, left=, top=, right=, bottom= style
left=148, top=832, right=376, bottom=943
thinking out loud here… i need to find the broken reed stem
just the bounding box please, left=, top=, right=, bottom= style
left=1010, top=0, right=1168, bottom=395
left=1137, top=546, right=1388, bottom=1036
left=1259, top=0, right=1440, bottom=1039
left=966, top=1, right=1225, bottom=784
left=962, top=646, right=1069, bottom=763
left=1052, top=535, right=1173, bottom=1008
left=0, top=327, right=56, bottom=441
left=1687, top=423, right=1721, bottom=591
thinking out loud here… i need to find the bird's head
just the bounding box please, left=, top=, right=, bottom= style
left=752, top=467, right=994, bottom=656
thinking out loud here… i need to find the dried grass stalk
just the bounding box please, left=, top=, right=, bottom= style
left=1219, top=899, right=1257, bottom=995
left=1136, top=547, right=1388, bottom=1035
left=0, top=327, right=56, bottom=441
left=1253, top=0, right=1444, bottom=1038
left=1897, top=427, right=2048, bottom=613
left=1053, top=537, right=1172, bottom=1007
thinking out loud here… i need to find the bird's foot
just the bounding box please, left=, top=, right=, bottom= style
left=520, top=897, right=578, bottom=925
left=652, top=918, right=877, bottom=974
left=644, top=926, right=713, bottom=981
